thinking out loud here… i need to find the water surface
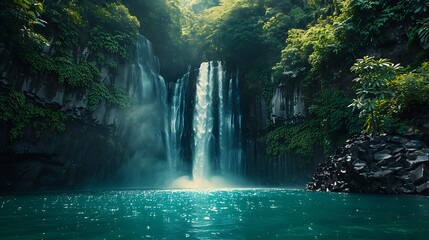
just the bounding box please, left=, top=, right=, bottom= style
left=1, top=188, right=428, bottom=239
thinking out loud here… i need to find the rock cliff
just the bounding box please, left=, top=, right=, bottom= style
left=307, top=134, right=429, bottom=195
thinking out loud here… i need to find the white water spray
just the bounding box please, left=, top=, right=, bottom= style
left=170, top=61, right=244, bottom=188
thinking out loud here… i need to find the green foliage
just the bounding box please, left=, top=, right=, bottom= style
left=187, top=0, right=220, bottom=12
left=91, top=3, right=139, bottom=33
left=0, top=0, right=48, bottom=47
left=12, top=0, right=140, bottom=112
left=273, top=0, right=426, bottom=94
left=123, top=0, right=186, bottom=61
left=56, top=57, right=99, bottom=87
left=393, top=62, right=429, bottom=107
left=375, top=61, right=429, bottom=134
left=88, top=3, right=139, bottom=60
left=20, top=48, right=130, bottom=112
left=347, top=0, right=409, bottom=43
left=44, top=1, right=84, bottom=49
left=310, top=90, right=363, bottom=141
left=273, top=20, right=340, bottom=77
left=184, top=0, right=313, bottom=70
left=268, top=0, right=428, bottom=163
left=21, top=51, right=100, bottom=87
left=88, top=83, right=111, bottom=111
left=267, top=119, right=323, bottom=159
left=417, top=17, right=429, bottom=45
left=0, top=89, right=66, bottom=139
left=88, top=26, right=131, bottom=59
left=262, top=4, right=311, bottom=51
left=267, top=90, right=362, bottom=158
left=349, top=56, right=402, bottom=135
left=88, top=83, right=130, bottom=112
left=41, top=0, right=140, bottom=64
left=401, top=0, right=429, bottom=46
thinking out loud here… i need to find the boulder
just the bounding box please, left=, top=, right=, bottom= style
left=392, top=147, right=405, bottom=155
left=407, top=151, right=429, bottom=168
left=307, top=134, right=429, bottom=195
left=353, top=160, right=369, bottom=173
left=389, top=136, right=406, bottom=144
left=370, top=143, right=386, bottom=150
left=350, top=146, right=359, bottom=160
left=371, top=170, right=393, bottom=182
left=410, top=164, right=429, bottom=185
left=406, top=152, right=417, bottom=160
left=370, top=164, right=382, bottom=173
left=374, top=151, right=394, bottom=165
left=416, top=181, right=429, bottom=195
left=405, top=140, right=422, bottom=149
left=415, top=151, right=429, bottom=163
left=399, top=183, right=416, bottom=194
left=387, top=161, right=403, bottom=172
left=395, top=170, right=411, bottom=182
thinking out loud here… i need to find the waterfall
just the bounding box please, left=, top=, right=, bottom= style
left=271, top=87, right=287, bottom=123
left=168, top=68, right=191, bottom=174
left=270, top=80, right=305, bottom=124
left=219, top=72, right=242, bottom=176
left=121, top=35, right=170, bottom=186
left=120, top=37, right=243, bottom=187
left=293, top=86, right=305, bottom=116
left=168, top=61, right=243, bottom=183
left=218, top=63, right=226, bottom=173
left=192, top=62, right=215, bottom=180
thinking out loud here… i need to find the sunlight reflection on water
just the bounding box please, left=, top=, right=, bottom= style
left=0, top=189, right=428, bottom=239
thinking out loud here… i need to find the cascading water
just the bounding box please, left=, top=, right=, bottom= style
left=120, top=35, right=170, bottom=186
left=218, top=70, right=243, bottom=176
left=169, top=61, right=243, bottom=186
left=119, top=40, right=243, bottom=187
left=192, top=62, right=214, bottom=180
left=168, top=68, right=191, bottom=174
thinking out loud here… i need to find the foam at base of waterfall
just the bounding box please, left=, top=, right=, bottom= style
left=169, top=175, right=247, bottom=189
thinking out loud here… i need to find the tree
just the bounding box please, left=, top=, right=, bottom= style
left=0, top=0, right=47, bottom=47
left=349, top=56, right=402, bottom=136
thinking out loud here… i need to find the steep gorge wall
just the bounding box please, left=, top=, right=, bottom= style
left=0, top=36, right=156, bottom=191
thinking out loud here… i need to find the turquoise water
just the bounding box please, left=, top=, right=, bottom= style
left=0, top=189, right=428, bottom=239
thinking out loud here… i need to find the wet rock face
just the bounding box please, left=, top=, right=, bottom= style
left=307, top=135, right=429, bottom=195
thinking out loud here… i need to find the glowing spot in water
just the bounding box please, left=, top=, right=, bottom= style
left=169, top=175, right=241, bottom=189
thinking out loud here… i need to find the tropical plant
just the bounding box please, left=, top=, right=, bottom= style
left=349, top=56, right=402, bottom=136
left=0, top=0, right=48, bottom=47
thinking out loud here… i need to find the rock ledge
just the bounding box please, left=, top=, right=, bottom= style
left=307, top=135, right=429, bottom=195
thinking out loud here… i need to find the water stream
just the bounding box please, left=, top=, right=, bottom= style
left=169, top=61, right=243, bottom=186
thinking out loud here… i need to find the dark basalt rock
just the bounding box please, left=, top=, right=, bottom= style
left=389, top=136, right=406, bottom=144
left=415, top=151, right=429, bottom=162
left=410, top=165, right=429, bottom=185
left=387, top=161, right=403, bottom=172
left=416, top=181, right=429, bottom=195
left=353, top=160, right=368, bottom=173
left=405, top=140, right=422, bottom=149
left=399, top=183, right=416, bottom=194
left=307, top=134, right=429, bottom=195
left=374, top=151, right=395, bottom=166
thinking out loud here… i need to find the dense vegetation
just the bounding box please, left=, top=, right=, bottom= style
left=267, top=0, right=429, bottom=158
left=181, top=0, right=429, bottom=161
left=1, top=0, right=428, bottom=168
left=0, top=0, right=187, bottom=139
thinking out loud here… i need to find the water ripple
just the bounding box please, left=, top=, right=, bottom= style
left=0, top=189, right=428, bottom=239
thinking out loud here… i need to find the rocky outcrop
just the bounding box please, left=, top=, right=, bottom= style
left=0, top=49, right=131, bottom=127
left=0, top=35, right=174, bottom=191
left=307, top=135, right=429, bottom=195
left=0, top=121, right=126, bottom=192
